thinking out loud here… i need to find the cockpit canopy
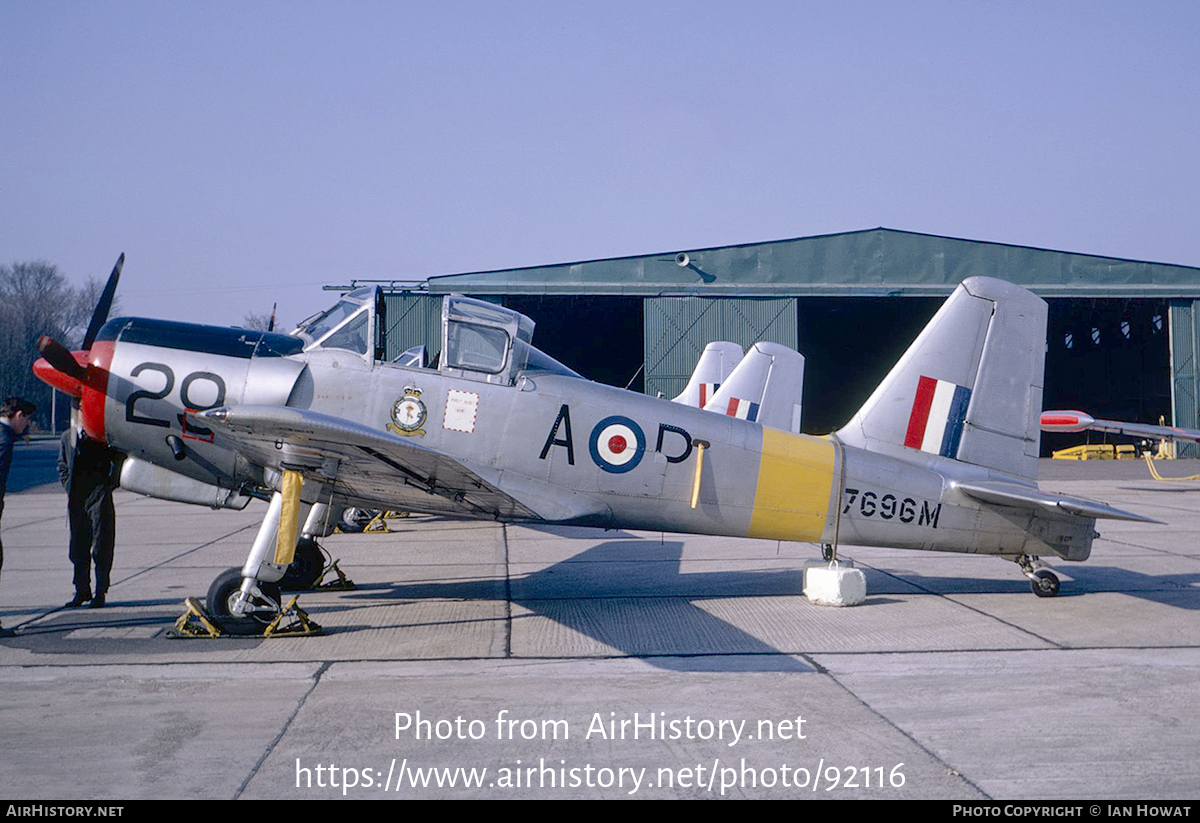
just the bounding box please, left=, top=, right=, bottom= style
left=441, top=295, right=534, bottom=384
left=292, top=286, right=376, bottom=357
left=291, top=288, right=578, bottom=385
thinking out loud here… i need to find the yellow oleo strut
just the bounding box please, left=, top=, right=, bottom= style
left=747, top=428, right=836, bottom=542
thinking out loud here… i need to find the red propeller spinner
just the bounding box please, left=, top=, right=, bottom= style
left=31, top=253, right=123, bottom=442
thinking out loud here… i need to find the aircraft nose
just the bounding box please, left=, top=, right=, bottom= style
left=1039, top=410, right=1095, bottom=432
left=32, top=356, right=85, bottom=398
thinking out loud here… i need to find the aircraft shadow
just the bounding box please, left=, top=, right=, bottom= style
left=346, top=539, right=842, bottom=672
left=10, top=545, right=1195, bottom=663
left=1056, top=565, right=1200, bottom=608
left=859, top=564, right=1200, bottom=608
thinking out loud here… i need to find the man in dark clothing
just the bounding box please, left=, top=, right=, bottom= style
left=58, top=423, right=118, bottom=609
left=1, top=397, right=36, bottom=637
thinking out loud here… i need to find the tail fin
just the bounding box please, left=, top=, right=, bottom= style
left=704, top=342, right=805, bottom=433
left=672, top=341, right=743, bottom=407
left=836, top=277, right=1046, bottom=480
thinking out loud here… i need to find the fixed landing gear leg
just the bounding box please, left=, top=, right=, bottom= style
left=280, top=502, right=333, bottom=590
left=206, top=470, right=313, bottom=633
left=279, top=501, right=356, bottom=591
left=1015, top=554, right=1060, bottom=598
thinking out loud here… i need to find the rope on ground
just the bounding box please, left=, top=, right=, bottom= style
left=1143, top=453, right=1200, bottom=482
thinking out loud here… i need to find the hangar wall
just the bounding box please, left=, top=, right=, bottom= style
left=366, top=228, right=1200, bottom=454
left=421, top=228, right=1200, bottom=299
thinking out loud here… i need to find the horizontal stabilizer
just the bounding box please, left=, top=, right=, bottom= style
left=954, top=479, right=1162, bottom=523
left=838, top=277, right=1047, bottom=479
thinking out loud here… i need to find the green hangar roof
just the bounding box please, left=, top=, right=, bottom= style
left=425, top=228, right=1200, bottom=298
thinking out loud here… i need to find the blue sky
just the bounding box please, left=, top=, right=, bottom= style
left=3, top=1, right=1197, bottom=328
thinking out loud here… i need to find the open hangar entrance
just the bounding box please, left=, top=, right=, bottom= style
left=795, top=296, right=943, bottom=435
left=503, top=295, right=645, bottom=393
left=374, top=228, right=1200, bottom=455
left=794, top=295, right=1172, bottom=454
left=1041, top=298, right=1172, bottom=455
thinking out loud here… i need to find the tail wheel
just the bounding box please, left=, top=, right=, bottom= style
left=1030, top=569, right=1061, bottom=598
left=206, top=568, right=282, bottom=635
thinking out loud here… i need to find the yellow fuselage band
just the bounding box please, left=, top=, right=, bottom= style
left=747, top=428, right=835, bottom=542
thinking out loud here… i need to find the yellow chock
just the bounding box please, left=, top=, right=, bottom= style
left=364, top=512, right=390, bottom=532
left=315, top=558, right=356, bottom=591
left=169, top=598, right=224, bottom=638
left=263, top=596, right=322, bottom=637
left=169, top=595, right=322, bottom=638
left=361, top=510, right=411, bottom=531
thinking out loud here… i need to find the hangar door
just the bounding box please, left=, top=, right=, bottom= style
left=1170, top=299, right=1200, bottom=457
left=379, top=292, right=442, bottom=361
left=644, top=296, right=798, bottom=401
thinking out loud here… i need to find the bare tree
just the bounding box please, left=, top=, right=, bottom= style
left=0, top=260, right=117, bottom=432
left=241, top=312, right=273, bottom=331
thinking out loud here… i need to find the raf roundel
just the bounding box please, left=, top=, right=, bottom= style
left=588, top=416, right=646, bottom=473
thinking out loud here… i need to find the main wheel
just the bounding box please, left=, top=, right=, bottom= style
left=1030, top=569, right=1061, bottom=598
left=206, top=568, right=282, bottom=635
left=281, top=538, right=324, bottom=590
left=337, top=507, right=376, bottom=533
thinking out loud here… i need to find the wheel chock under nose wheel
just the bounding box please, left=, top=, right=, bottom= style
left=167, top=596, right=323, bottom=638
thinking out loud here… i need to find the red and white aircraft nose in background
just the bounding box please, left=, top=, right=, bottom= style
left=1041, top=410, right=1200, bottom=442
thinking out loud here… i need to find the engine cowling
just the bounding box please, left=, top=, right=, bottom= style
left=95, top=318, right=309, bottom=491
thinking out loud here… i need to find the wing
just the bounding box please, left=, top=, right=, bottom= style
left=196, top=405, right=606, bottom=523
left=1041, top=410, right=1200, bottom=443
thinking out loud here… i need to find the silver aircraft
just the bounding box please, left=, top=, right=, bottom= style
left=674, top=340, right=805, bottom=433
left=34, top=265, right=1154, bottom=633
left=1041, top=410, right=1200, bottom=445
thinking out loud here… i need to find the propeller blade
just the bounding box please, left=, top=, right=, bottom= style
left=81, top=253, right=124, bottom=349
left=36, top=336, right=89, bottom=383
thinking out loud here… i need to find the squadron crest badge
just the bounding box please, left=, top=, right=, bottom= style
left=388, top=386, right=427, bottom=437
